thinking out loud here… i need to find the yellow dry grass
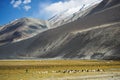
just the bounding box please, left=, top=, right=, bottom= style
left=0, top=60, right=120, bottom=80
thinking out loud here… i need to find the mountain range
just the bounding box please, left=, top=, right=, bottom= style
left=0, top=0, right=120, bottom=60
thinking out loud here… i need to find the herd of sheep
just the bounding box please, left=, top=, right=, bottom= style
left=55, top=69, right=104, bottom=73
left=29, top=69, right=105, bottom=74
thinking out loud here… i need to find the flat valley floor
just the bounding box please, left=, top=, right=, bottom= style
left=0, top=60, right=120, bottom=80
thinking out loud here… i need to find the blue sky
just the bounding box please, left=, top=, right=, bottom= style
left=0, top=0, right=58, bottom=25
left=0, top=0, right=101, bottom=25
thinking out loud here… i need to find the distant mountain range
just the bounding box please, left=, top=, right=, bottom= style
left=0, top=0, right=120, bottom=60
left=0, top=18, right=50, bottom=45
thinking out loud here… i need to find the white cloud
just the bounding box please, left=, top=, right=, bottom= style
left=45, top=0, right=82, bottom=15
left=10, top=0, right=32, bottom=11
left=23, top=0, right=31, bottom=4
left=12, top=0, right=22, bottom=8
left=24, top=5, right=31, bottom=11
left=39, top=0, right=102, bottom=19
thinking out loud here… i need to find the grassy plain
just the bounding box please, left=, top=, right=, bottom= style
left=0, top=60, right=120, bottom=80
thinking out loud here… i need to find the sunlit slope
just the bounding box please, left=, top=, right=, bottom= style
left=0, top=18, right=48, bottom=46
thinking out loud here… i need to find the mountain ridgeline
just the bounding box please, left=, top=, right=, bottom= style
left=0, top=0, right=120, bottom=60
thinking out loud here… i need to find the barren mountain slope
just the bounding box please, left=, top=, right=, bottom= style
left=48, top=1, right=101, bottom=28
left=0, top=18, right=48, bottom=46
left=39, top=22, right=120, bottom=60
left=88, top=0, right=120, bottom=15
left=0, top=0, right=120, bottom=60
left=48, top=0, right=120, bottom=28
left=0, top=27, right=2, bottom=30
